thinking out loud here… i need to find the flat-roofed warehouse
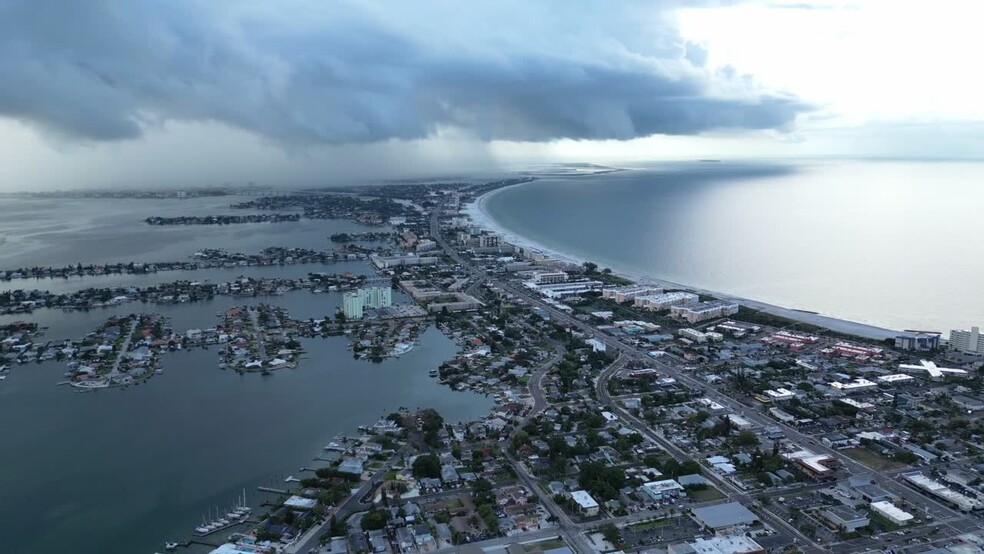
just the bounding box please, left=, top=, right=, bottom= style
left=691, top=502, right=759, bottom=531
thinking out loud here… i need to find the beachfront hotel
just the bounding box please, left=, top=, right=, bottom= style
left=949, top=326, right=984, bottom=355
left=633, top=291, right=699, bottom=311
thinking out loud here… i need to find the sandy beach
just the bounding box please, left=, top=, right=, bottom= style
left=466, top=186, right=900, bottom=341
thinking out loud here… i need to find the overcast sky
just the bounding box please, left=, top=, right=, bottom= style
left=0, top=0, right=979, bottom=190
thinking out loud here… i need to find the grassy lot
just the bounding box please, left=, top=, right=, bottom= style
left=526, top=539, right=567, bottom=552
left=843, top=447, right=909, bottom=471
left=688, top=486, right=727, bottom=503
left=628, top=518, right=672, bottom=531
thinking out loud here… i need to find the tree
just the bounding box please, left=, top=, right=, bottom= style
left=477, top=503, right=499, bottom=533
left=330, top=515, right=346, bottom=536
left=511, top=430, right=531, bottom=451
left=600, top=523, right=622, bottom=547
left=679, top=460, right=702, bottom=476
left=734, top=430, right=760, bottom=447
left=419, top=409, right=445, bottom=448
left=473, top=478, right=495, bottom=506
left=412, top=454, right=441, bottom=479
left=361, top=508, right=390, bottom=530
left=578, top=461, right=625, bottom=500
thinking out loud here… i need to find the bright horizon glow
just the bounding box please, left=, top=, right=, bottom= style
left=676, top=1, right=984, bottom=126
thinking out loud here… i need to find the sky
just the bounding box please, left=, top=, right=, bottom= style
left=0, top=0, right=980, bottom=190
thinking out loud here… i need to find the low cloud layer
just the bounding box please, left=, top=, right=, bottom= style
left=0, top=1, right=810, bottom=146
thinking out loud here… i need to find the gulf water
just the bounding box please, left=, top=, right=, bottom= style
left=482, top=160, right=984, bottom=333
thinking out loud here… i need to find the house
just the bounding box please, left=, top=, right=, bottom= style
left=411, top=523, right=434, bottom=548
left=440, top=464, right=460, bottom=485
left=129, top=346, right=152, bottom=362
left=395, top=527, right=416, bottom=553
left=418, top=477, right=442, bottom=492
left=367, top=530, right=388, bottom=553
left=337, top=458, right=365, bottom=476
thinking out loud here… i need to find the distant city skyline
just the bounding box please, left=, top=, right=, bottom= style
left=0, top=0, right=979, bottom=190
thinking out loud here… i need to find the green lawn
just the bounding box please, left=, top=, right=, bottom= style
left=688, top=486, right=726, bottom=503
left=843, top=448, right=908, bottom=471
left=628, top=518, right=671, bottom=531
left=526, top=539, right=567, bottom=552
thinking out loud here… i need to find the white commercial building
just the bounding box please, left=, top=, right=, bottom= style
left=569, top=490, right=599, bottom=516
left=763, top=388, right=795, bottom=402
left=679, top=328, right=709, bottom=343
left=528, top=280, right=604, bottom=299
left=899, top=359, right=968, bottom=379
left=634, top=291, right=699, bottom=311
left=877, top=374, right=916, bottom=385
left=641, top=479, right=686, bottom=502
left=681, top=535, right=764, bottom=554
left=949, top=326, right=984, bottom=355
left=785, top=450, right=836, bottom=479
left=829, top=378, right=878, bottom=394
left=585, top=338, right=607, bottom=352
left=902, top=472, right=984, bottom=511
left=869, top=501, right=914, bottom=526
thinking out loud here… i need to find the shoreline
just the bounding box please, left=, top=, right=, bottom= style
left=466, top=186, right=901, bottom=342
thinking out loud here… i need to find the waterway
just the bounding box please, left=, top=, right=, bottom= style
left=0, top=326, right=491, bottom=554
left=480, top=160, right=984, bottom=333
left=0, top=194, right=376, bottom=268
left=0, top=196, right=493, bottom=553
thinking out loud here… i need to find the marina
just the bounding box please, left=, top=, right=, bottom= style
left=193, top=491, right=252, bottom=537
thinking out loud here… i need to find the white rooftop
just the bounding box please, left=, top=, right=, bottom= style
left=870, top=500, right=914, bottom=523
left=877, top=373, right=915, bottom=383
left=899, top=359, right=967, bottom=378
left=570, top=490, right=598, bottom=509
left=829, top=378, right=877, bottom=390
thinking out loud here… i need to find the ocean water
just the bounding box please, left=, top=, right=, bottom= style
left=481, top=160, right=984, bottom=333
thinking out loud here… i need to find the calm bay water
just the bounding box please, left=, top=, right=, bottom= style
left=0, top=197, right=492, bottom=554
left=0, top=326, right=490, bottom=554
left=0, top=195, right=374, bottom=268
left=482, top=160, right=984, bottom=333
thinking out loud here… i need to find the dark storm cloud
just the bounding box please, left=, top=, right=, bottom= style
left=0, top=0, right=810, bottom=144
